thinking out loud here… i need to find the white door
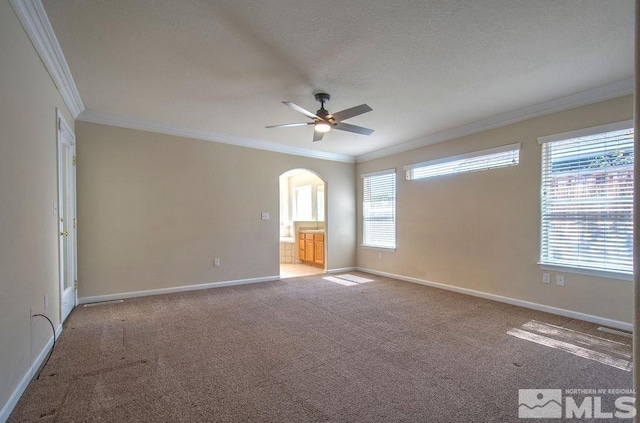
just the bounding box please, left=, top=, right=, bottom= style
left=57, top=111, right=76, bottom=322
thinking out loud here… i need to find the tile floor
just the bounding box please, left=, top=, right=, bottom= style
left=280, top=263, right=325, bottom=279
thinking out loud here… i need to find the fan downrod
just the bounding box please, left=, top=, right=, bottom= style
left=314, top=93, right=331, bottom=120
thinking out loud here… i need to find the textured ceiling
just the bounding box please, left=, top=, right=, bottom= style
left=42, top=0, right=634, bottom=159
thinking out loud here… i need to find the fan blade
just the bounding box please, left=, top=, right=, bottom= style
left=335, top=122, right=374, bottom=136
left=265, top=122, right=313, bottom=129
left=331, top=104, right=372, bottom=122
left=283, top=101, right=319, bottom=120
left=313, top=131, right=325, bottom=142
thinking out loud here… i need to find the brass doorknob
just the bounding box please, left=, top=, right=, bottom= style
left=60, top=231, right=68, bottom=237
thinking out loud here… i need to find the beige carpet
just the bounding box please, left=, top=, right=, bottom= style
left=9, top=272, right=632, bottom=422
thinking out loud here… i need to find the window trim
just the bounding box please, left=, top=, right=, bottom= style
left=537, top=263, right=632, bottom=282
left=361, top=168, right=397, bottom=178
left=404, top=142, right=520, bottom=180
left=537, top=120, right=633, bottom=145
left=361, top=169, right=397, bottom=251
left=362, top=244, right=397, bottom=252
left=316, top=185, right=325, bottom=222
left=537, top=120, right=634, bottom=277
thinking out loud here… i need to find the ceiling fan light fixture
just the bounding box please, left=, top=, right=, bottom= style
left=314, top=122, right=331, bottom=133
left=267, top=93, right=373, bottom=141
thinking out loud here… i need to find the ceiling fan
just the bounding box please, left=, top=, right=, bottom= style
left=266, top=93, right=374, bottom=142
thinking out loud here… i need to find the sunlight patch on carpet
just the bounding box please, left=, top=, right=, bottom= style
left=507, top=320, right=632, bottom=371
left=335, top=274, right=374, bottom=283
left=323, top=274, right=374, bottom=286
left=323, top=276, right=358, bottom=286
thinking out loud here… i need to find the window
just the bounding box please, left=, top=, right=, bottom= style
left=293, top=185, right=312, bottom=221
left=362, top=170, right=396, bottom=249
left=539, top=121, right=634, bottom=276
left=317, top=185, right=325, bottom=222
left=404, top=143, right=520, bottom=180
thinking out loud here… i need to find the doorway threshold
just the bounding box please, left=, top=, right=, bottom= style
left=280, top=263, right=325, bottom=279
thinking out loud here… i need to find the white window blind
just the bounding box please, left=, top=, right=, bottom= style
left=362, top=170, right=396, bottom=249
left=540, top=123, right=634, bottom=274
left=404, top=143, right=520, bottom=180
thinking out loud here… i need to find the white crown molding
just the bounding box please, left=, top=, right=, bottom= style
left=11, top=0, right=632, bottom=164
left=357, top=78, right=635, bottom=163
left=9, top=0, right=84, bottom=118
left=78, top=109, right=356, bottom=163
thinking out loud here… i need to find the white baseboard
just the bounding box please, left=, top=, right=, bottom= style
left=78, top=275, right=280, bottom=305
left=357, top=267, right=633, bottom=332
left=327, top=267, right=357, bottom=274
left=0, top=324, right=62, bottom=423
left=2, top=269, right=631, bottom=421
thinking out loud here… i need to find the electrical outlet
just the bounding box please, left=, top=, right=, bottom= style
left=556, top=274, right=565, bottom=286
left=542, top=273, right=551, bottom=284
left=214, top=258, right=221, bottom=267
left=261, top=212, right=269, bottom=220
left=378, top=252, right=383, bottom=259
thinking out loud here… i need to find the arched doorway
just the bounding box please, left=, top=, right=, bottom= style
left=279, top=169, right=326, bottom=278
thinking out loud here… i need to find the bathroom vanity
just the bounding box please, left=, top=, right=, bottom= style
left=298, top=230, right=324, bottom=267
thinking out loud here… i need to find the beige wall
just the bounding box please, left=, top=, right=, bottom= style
left=75, top=122, right=356, bottom=298
left=1, top=0, right=632, bottom=412
left=0, top=0, right=75, bottom=412
left=357, top=95, right=634, bottom=324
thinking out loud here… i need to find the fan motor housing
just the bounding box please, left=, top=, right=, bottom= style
left=316, top=109, right=330, bottom=120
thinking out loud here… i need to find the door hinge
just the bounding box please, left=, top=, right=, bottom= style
left=73, top=217, right=77, bottom=228
left=72, top=155, right=77, bottom=166
left=74, top=280, right=78, bottom=290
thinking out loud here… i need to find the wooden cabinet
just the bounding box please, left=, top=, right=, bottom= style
left=298, top=234, right=305, bottom=262
left=298, top=232, right=324, bottom=267
left=314, top=234, right=324, bottom=265
left=305, top=235, right=314, bottom=262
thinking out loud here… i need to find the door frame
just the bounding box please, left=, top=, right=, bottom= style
left=278, top=169, right=327, bottom=273
left=56, top=109, right=77, bottom=322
